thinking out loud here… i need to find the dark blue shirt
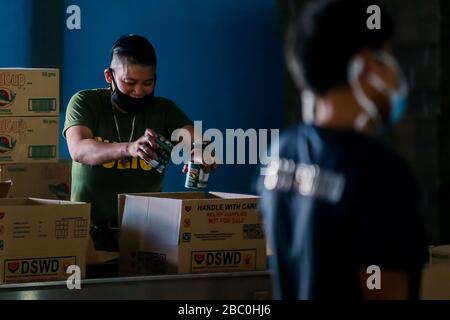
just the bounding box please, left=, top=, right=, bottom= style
left=259, top=124, right=427, bottom=300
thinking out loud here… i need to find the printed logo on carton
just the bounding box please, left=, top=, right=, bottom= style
left=0, top=88, right=16, bottom=109
left=182, top=232, right=191, bottom=243
left=7, top=261, right=19, bottom=273
left=0, top=135, right=16, bottom=154
left=0, top=118, right=27, bottom=134
left=4, top=256, right=77, bottom=283
left=191, top=249, right=257, bottom=272
left=183, top=218, right=191, bottom=228
left=0, top=72, right=26, bottom=88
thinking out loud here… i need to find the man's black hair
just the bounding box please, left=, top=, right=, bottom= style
left=288, top=0, right=394, bottom=95
left=110, top=34, right=157, bottom=67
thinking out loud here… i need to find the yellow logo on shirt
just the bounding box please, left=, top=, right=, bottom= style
left=95, top=136, right=153, bottom=171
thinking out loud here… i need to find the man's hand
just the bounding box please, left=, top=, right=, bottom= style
left=127, top=129, right=161, bottom=163
left=66, top=125, right=170, bottom=166
left=177, top=124, right=219, bottom=174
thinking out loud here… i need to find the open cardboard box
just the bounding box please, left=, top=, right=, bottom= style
left=119, top=191, right=267, bottom=275
left=0, top=197, right=90, bottom=284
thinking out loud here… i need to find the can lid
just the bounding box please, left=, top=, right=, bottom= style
left=192, top=140, right=211, bottom=147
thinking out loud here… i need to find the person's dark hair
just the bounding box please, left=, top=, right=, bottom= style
left=287, top=0, right=394, bottom=95
left=110, top=34, right=157, bottom=67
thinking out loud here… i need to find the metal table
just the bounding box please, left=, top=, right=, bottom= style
left=0, top=271, right=273, bottom=300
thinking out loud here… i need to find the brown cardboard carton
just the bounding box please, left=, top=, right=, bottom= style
left=0, top=161, right=71, bottom=199
left=0, top=117, right=59, bottom=164
left=429, top=245, right=450, bottom=265
left=119, top=192, right=267, bottom=275
left=421, top=264, right=450, bottom=300
left=420, top=246, right=450, bottom=300
left=0, top=198, right=90, bottom=284
left=0, top=68, right=59, bottom=117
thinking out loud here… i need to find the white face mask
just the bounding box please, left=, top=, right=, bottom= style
left=348, top=51, right=409, bottom=131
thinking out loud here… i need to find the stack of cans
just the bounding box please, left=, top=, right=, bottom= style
left=149, top=136, right=173, bottom=174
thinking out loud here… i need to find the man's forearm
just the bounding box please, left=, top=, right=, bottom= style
left=71, top=138, right=130, bottom=165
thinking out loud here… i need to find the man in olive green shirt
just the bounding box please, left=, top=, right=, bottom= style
left=63, top=34, right=212, bottom=251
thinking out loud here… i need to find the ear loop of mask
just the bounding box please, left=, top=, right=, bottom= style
left=301, top=90, right=315, bottom=124
left=285, top=36, right=316, bottom=124
left=348, top=56, right=383, bottom=131
left=373, top=52, right=409, bottom=125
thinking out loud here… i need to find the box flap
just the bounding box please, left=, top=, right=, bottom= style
left=208, top=191, right=259, bottom=199
left=0, top=197, right=87, bottom=206
left=121, top=195, right=182, bottom=248
left=28, top=198, right=86, bottom=205
left=0, top=181, right=12, bottom=198
left=140, top=192, right=205, bottom=200
left=118, top=192, right=205, bottom=226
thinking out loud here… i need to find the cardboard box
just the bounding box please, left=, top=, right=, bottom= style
left=0, top=161, right=71, bottom=200
left=429, top=245, right=450, bottom=265
left=0, top=181, right=11, bottom=198
left=420, top=246, right=450, bottom=300
left=119, top=192, right=267, bottom=275
left=421, top=263, right=450, bottom=300
left=0, top=68, right=59, bottom=117
left=0, top=198, right=90, bottom=284
left=0, top=117, right=59, bottom=164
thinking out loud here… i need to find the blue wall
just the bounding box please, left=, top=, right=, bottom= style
left=1, top=0, right=284, bottom=194
left=0, top=1, right=34, bottom=67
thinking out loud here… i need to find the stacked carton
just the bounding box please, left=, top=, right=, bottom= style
left=421, top=245, right=450, bottom=299
left=0, top=161, right=71, bottom=200
left=0, top=198, right=90, bottom=284
left=0, top=68, right=59, bottom=165
left=0, top=69, right=88, bottom=285
left=0, top=69, right=70, bottom=200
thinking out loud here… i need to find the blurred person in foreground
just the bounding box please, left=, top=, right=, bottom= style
left=259, top=0, right=427, bottom=300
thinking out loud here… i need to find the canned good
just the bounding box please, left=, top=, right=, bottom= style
left=184, top=141, right=212, bottom=189
left=150, top=136, right=173, bottom=174
left=185, top=162, right=210, bottom=189
left=156, top=136, right=173, bottom=156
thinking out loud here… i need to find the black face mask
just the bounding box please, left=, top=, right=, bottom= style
left=109, top=68, right=155, bottom=114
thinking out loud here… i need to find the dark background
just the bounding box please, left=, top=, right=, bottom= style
left=1, top=0, right=448, bottom=244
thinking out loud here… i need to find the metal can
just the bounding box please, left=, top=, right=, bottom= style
left=149, top=158, right=168, bottom=174
left=184, top=141, right=212, bottom=189
left=156, top=136, right=173, bottom=157
left=150, top=136, right=173, bottom=174
left=185, top=162, right=210, bottom=189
